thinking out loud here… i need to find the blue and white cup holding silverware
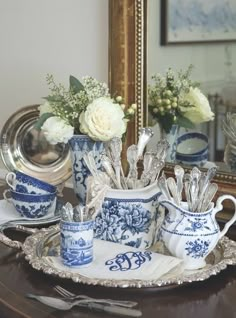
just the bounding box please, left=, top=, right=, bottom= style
left=5, top=171, right=56, bottom=195
left=160, top=194, right=236, bottom=270
left=3, top=188, right=57, bottom=218
left=94, top=182, right=164, bottom=249
left=60, top=220, right=94, bottom=267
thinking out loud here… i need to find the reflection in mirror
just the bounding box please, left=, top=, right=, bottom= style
left=147, top=0, right=236, bottom=174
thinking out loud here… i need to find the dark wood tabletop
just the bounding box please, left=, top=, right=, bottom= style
left=0, top=186, right=236, bottom=318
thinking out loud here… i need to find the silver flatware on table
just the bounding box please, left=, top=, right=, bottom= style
left=26, top=294, right=142, bottom=316
left=54, top=285, right=138, bottom=308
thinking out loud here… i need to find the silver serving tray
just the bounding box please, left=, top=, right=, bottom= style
left=21, top=225, right=236, bottom=289
left=0, top=105, right=71, bottom=185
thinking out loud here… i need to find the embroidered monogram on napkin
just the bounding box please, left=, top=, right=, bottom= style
left=48, top=239, right=183, bottom=281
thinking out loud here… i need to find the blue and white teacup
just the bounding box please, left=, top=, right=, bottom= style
left=94, top=182, right=164, bottom=249
left=60, top=220, right=94, bottom=267
left=5, top=171, right=56, bottom=195
left=3, top=189, right=57, bottom=218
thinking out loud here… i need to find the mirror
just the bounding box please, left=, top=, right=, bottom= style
left=147, top=0, right=236, bottom=174
left=109, top=0, right=236, bottom=211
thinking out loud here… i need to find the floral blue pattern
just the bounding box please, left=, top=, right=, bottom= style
left=185, top=239, right=210, bottom=259
left=184, top=218, right=211, bottom=232
left=94, top=200, right=152, bottom=248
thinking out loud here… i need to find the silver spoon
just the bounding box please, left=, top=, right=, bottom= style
left=174, top=165, right=184, bottom=204
left=184, top=180, right=191, bottom=211
left=196, top=167, right=217, bottom=211
left=126, top=144, right=139, bottom=189
left=190, top=167, right=201, bottom=211
left=140, top=151, right=155, bottom=186
left=137, top=127, right=154, bottom=159
left=199, top=183, right=218, bottom=212
left=158, top=175, right=172, bottom=201
left=106, top=137, right=124, bottom=189
left=167, top=177, right=180, bottom=206
left=101, top=153, right=122, bottom=189
left=26, top=294, right=142, bottom=316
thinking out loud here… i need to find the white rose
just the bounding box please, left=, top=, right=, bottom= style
left=38, top=101, right=53, bottom=116
left=79, top=97, right=126, bottom=141
left=180, top=87, right=214, bottom=124
left=41, top=116, right=74, bottom=144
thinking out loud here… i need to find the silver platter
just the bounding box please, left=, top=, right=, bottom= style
left=0, top=105, right=71, bottom=185
left=22, top=225, right=236, bottom=289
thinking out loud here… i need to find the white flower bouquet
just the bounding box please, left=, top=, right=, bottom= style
left=148, top=65, right=214, bottom=133
left=36, top=75, right=136, bottom=144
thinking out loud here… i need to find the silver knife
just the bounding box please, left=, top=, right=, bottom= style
left=26, top=294, right=142, bottom=317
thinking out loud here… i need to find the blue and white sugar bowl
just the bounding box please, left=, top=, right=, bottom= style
left=176, top=132, right=209, bottom=166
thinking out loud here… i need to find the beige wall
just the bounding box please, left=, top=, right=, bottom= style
left=0, top=0, right=108, bottom=131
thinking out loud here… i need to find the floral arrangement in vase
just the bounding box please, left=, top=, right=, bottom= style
left=148, top=65, right=214, bottom=134
left=35, top=74, right=136, bottom=203
left=36, top=74, right=136, bottom=144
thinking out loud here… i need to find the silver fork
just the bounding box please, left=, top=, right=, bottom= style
left=54, top=285, right=138, bottom=308
left=27, top=294, right=142, bottom=316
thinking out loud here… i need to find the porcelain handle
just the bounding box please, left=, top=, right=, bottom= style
left=214, top=194, right=236, bottom=239
left=5, top=172, right=16, bottom=189
left=3, top=189, right=12, bottom=203
left=0, top=223, right=38, bottom=249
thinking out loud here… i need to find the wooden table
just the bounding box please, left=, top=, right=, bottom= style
left=0, top=187, right=236, bottom=318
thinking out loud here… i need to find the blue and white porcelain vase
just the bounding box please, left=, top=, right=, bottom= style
left=160, top=124, right=179, bottom=162
left=68, top=135, right=104, bottom=204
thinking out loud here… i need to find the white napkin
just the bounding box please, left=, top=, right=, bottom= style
left=0, top=199, right=54, bottom=224
left=48, top=239, right=183, bottom=281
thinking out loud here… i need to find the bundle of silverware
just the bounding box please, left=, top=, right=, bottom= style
left=158, top=166, right=218, bottom=212
left=84, top=127, right=169, bottom=190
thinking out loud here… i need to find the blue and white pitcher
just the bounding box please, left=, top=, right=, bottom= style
left=160, top=194, right=236, bottom=270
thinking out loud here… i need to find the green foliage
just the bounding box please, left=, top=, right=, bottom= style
left=34, top=112, right=54, bottom=130
left=176, top=115, right=195, bottom=129
left=69, top=75, right=84, bottom=93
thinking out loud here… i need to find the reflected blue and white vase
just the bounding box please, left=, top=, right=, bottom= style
left=68, top=135, right=104, bottom=204
left=160, top=125, right=179, bottom=162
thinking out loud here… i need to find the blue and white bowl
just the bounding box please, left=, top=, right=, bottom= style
left=177, top=132, right=208, bottom=156
left=3, top=189, right=57, bottom=218
left=176, top=149, right=208, bottom=167
left=5, top=170, right=56, bottom=195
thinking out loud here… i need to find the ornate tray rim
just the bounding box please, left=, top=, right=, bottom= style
left=22, top=224, right=236, bottom=289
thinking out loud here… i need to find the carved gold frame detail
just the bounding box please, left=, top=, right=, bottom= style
left=109, top=0, right=147, bottom=146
